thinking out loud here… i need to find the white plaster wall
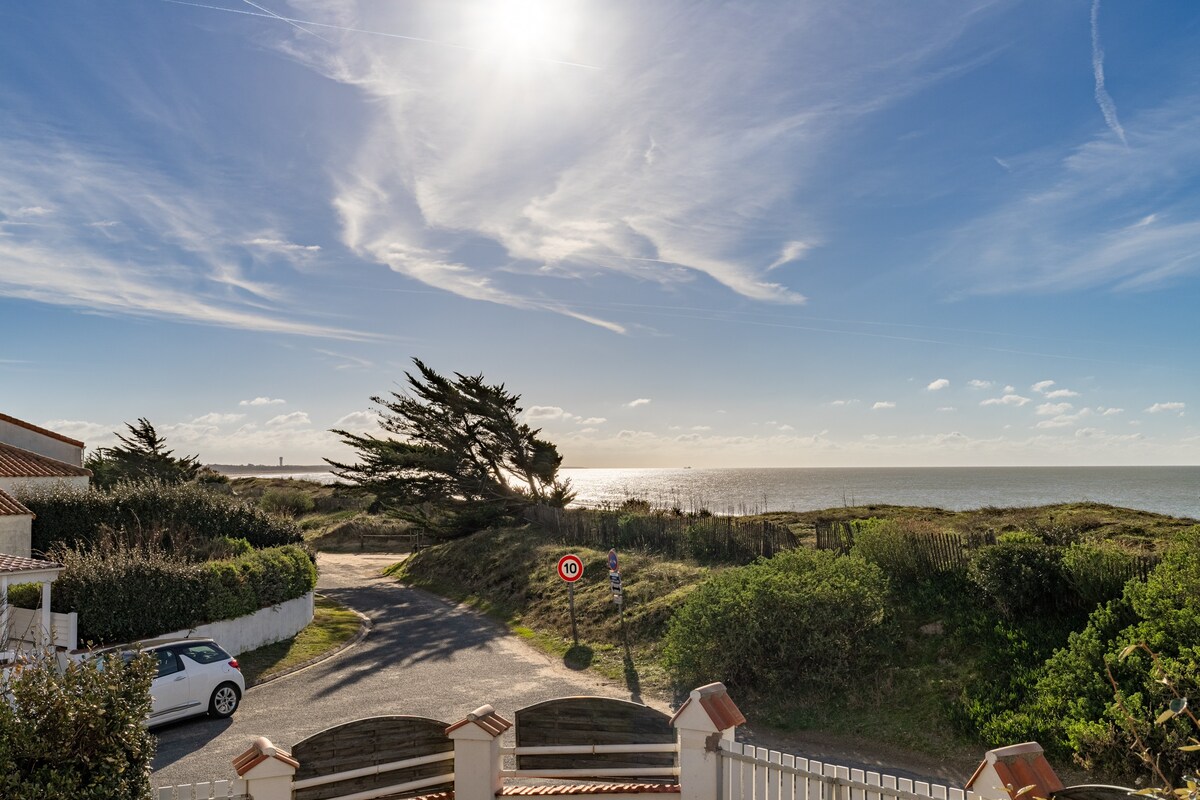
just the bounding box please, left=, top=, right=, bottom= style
left=0, top=420, right=84, bottom=466
left=155, top=592, right=316, bottom=656
left=0, top=514, right=33, bottom=557
left=0, top=476, right=90, bottom=496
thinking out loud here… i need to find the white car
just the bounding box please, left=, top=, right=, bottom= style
left=95, top=638, right=246, bottom=726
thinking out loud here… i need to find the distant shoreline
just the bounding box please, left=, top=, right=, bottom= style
left=208, top=464, right=331, bottom=475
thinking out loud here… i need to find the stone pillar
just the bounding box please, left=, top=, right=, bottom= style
left=233, top=736, right=299, bottom=800
left=671, top=683, right=747, bottom=800
left=446, top=704, right=512, bottom=800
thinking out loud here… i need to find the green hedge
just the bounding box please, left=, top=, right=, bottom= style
left=20, top=544, right=318, bottom=645
left=17, top=480, right=301, bottom=554
left=662, top=549, right=888, bottom=693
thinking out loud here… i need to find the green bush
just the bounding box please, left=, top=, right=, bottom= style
left=967, top=533, right=1065, bottom=619
left=1061, top=541, right=1145, bottom=608
left=1005, top=527, right=1200, bottom=783
left=0, top=650, right=156, bottom=800
left=18, top=480, right=301, bottom=554
left=260, top=487, right=316, bottom=517
left=850, top=518, right=967, bottom=583
left=41, top=544, right=317, bottom=645
left=662, top=549, right=887, bottom=694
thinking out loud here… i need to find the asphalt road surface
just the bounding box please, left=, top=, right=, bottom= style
left=151, top=552, right=978, bottom=790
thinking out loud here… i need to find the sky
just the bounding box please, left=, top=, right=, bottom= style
left=1, top=0, right=1199, bottom=469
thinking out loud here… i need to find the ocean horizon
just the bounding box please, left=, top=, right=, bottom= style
left=220, top=464, right=1200, bottom=521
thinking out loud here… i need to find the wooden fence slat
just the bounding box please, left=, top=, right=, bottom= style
left=755, top=747, right=770, bottom=800
left=782, top=753, right=797, bottom=800
left=741, top=744, right=755, bottom=800
left=865, top=771, right=882, bottom=800
left=850, top=768, right=866, bottom=800
left=915, top=781, right=930, bottom=798
left=768, top=749, right=784, bottom=800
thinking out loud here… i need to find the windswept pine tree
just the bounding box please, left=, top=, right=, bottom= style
left=328, top=358, right=573, bottom=537
left=85, top=417, right=200, bottom=488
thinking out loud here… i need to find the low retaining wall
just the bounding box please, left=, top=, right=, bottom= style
left=158, top=592, right=315, bottom=656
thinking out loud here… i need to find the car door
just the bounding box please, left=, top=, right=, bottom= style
left=149, top=648, right=195, bottom=724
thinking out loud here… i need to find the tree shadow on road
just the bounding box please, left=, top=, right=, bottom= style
left=563, top=644, right=593, bottom=670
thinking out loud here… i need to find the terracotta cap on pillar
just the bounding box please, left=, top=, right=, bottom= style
left=232, top=736, right=300, bottom=777
left=446, top=704, right=513, bottom=738
left=965, top=742, right=1063, bottom=800
left=670, top=682, right=746, bottom=732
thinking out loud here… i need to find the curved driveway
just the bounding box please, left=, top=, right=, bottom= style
left=152, top=553, right=976, bottom=789
left=152, top=553, right=639, bottom=788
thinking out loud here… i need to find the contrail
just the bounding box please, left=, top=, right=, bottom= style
left=1091, top=0, right=1127, bottom=145
left=241, top=0, right=330, bottom=44
left=160, top=0, right=601, bottom=70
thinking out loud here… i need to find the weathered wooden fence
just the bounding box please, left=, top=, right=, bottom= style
left=528, top=506, right=798, bottom=563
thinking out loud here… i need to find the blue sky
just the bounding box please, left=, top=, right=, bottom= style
left=1, top=0, right=1198, bottom=468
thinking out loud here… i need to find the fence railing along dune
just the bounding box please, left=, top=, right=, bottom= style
left=528, top=505, right=798, bottom=563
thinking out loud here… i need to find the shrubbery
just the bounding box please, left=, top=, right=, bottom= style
left=260, top=487, right=316, bottom=517
left=19, top=544, right=318, bottom=645
left=17, top=480, right=301, bottom=554
left=662, top=549, right=887, bottom=694
left=968, top=532, right=1065, bottom=619
left=0, top=650, right=156, bottom=800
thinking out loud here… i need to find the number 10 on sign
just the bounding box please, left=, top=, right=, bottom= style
left=557, top=554, right=583, bottom=645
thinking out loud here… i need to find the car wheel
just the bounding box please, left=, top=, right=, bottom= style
left=208, top=683, right=240, bottom=718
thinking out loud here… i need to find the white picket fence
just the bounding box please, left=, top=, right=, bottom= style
left=155, top=778, right=246, bottom=800
left=719, top=742, right=977, bottom=800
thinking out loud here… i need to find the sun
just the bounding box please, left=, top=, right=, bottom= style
left=471, top=0, right=576, bottom=62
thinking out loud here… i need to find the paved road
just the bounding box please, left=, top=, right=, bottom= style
left=152, top=553, right=978, bottom=790
left=152, top=553, right=645, bottom=788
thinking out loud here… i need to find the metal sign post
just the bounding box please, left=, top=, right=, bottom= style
left=557, top=554, right=583, bottom=646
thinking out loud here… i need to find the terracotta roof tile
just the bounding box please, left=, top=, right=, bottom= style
left=0, top=487, right=33, bottom=516
left=0, top=442, right=91, bottom=479
left=669, top=683, right=746, bottom=732
left=446, top=704, right=514, bottom=738
left=966, top=742, right=1063, bottom=800
left=409, top=786, right=681, bottom=800
left=232, top=737, right=300, bottom=777
left=0, top=413, right=85, bottom=448
left=0, top=553, right=63, bottom=573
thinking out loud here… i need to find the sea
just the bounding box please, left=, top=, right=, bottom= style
left=228, top=466, right=1200, bottom=520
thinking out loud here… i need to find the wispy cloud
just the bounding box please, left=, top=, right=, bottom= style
left=267, top=411, right=311, bottom=427
left=0, top=136, right=374, bottom=341
left=625, top=398, right=652, bottom=409
left=927, top=378, right=949, bottom=391
left=767, top=240, right=816, bottom=272
left=981, top=393, right=1031, bottom=407
left=872, top=401, right=896, bottom=410
left=240, top=396, right=286, bottom=406
left=1090, top=0, right=1126, bottom=146
left=1146, top=401, right=1185, bottom=414
left=968, top=379, right=992, bottom=389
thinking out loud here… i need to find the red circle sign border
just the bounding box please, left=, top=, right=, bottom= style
left=557, top=553, right=584, bottom=582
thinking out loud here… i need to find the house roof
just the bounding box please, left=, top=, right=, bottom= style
left=0, top=441, right=91, bottom=479
left=0, top=486, right=33, bottom=516
left=0, top=552, right=64, bottom=573
left=0, top=412, right=85, bottom=448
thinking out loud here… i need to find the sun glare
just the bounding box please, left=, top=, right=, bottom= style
left=471, top=0, right=576, bottom=64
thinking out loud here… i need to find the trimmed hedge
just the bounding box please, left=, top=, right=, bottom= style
left=24, top=544, right=318, bottom=645
left=17, top=480, right=301, bottom=554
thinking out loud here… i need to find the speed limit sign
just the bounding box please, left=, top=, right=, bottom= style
left=557, top=554, right=584, bottom=582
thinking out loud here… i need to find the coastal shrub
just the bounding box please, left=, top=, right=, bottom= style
left=662, top=549, right=887, bottom=694
left=850, top=518, right=968, bottom=584
left=40, top=543, right=317, bottom=645
left=260, top=487, right=316, bottom=517
left=18, top=480, right=301, bottom=555
left=0, top=650, right=156, bottom=800
left=1061, top=541, right=1147, bottom=608
left=967, top=532, right=1065, bottom=619
left=990, top=527, right=1200, bottom=783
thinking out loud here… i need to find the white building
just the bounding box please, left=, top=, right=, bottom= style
left=0, top=413, right=91, bottom=657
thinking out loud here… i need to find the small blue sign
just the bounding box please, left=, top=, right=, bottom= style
left=608, top=549, right=619, bottom=572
